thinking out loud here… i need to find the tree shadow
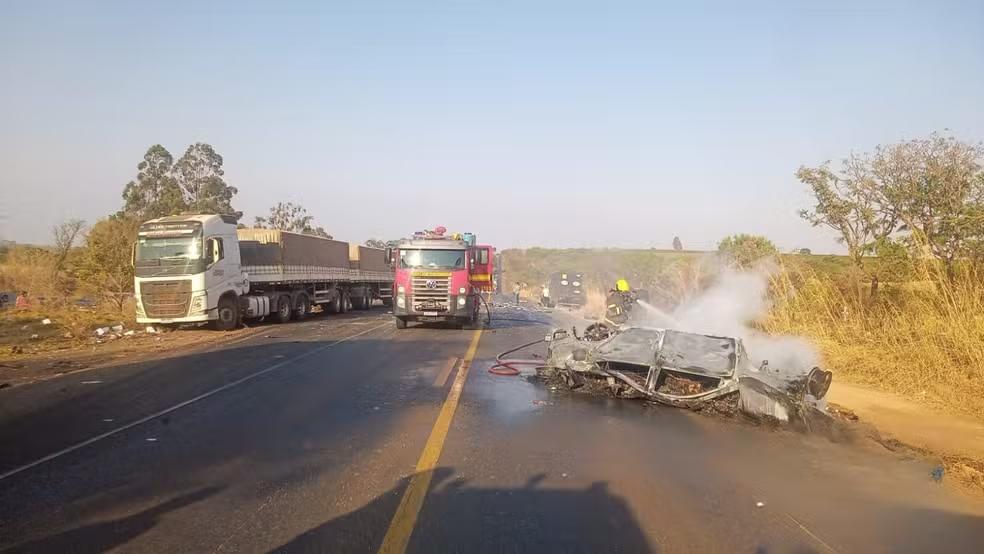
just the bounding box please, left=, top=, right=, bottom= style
left=2, top=486, right=222, bottom=554
left=271, top=467, right=656, bottom=553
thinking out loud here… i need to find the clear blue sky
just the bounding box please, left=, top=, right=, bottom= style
left=2, top=0, right=982, bottom=252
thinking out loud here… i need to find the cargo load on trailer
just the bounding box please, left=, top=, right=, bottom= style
left=134, top=214, right=393, bottom=330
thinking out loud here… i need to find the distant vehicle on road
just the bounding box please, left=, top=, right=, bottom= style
left=134, top=214, right=393, bottom=330
left=541, top=271, right=586, bottom=308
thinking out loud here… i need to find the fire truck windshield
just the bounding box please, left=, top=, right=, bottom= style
left=399, top=249, right=465, bottom=269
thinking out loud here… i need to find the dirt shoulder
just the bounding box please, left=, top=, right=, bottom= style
left=828, top=381, right=984, bottom=493
left=0, top=325, right=263, bottom=389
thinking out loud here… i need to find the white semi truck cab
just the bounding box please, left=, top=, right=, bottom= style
left=134, top=214, right=392, bottom=330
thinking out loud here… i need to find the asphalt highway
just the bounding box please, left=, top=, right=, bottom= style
left=1, top=305, right=982, bottom=553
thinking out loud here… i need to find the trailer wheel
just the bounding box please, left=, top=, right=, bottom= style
left=293, top=294, right=311, bottom=320
left=274, top=296, right=292, bottom=323
left=211, top=295, right=239, bottom=331
left=395, top=317, right=407, bottom=329
left=360, top=291, right=371, bottom=310
left=381, top=297, right=393, bottom=308
left=340, top=293, right=349, bottom=313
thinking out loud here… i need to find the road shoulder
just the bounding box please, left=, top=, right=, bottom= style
left=828, top=381, right=984, bottom=492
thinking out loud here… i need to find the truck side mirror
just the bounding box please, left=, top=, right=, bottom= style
left=205, top=238, right=216, bottom=266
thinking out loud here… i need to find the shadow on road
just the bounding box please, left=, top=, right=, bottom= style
left=272, top=467, right=656, bottom=554
left=1, top=486, right=222, bottom=554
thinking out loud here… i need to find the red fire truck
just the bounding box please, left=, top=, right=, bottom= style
left=390, top=227, right=493, bottom=329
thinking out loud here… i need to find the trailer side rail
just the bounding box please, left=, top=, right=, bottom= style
left=244, top=265, right=392, bottom=284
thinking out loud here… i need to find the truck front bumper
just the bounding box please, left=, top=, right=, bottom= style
left=136, top=313, right=213, bottom=325
left=393, top=294, right=473, bottom=320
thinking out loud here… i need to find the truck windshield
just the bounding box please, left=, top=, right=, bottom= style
left=136, top=236, right=202, bottom=262
left=399, top=249, right=465, bottom=269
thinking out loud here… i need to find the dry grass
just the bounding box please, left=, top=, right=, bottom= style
left=764, top=261, right=984, bottom=420
left=0, top=245, right=136, bottom=356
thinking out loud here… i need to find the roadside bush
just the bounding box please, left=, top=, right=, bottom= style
left=717, top=234, right=778, bottom=269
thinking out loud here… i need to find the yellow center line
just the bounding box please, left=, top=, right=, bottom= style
left=378, top=329, right=483, bottom=554
left=432, top=357, right=459, bottom=387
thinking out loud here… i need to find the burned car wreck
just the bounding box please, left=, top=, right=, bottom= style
left=543, top=325, right=833, bottom=423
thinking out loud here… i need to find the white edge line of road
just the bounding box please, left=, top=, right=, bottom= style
left=0, top=319, right=393, bottom=482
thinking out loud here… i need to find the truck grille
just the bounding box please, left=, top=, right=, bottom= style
left=140, top=280, right=192, bottom=318
left=411, top=275, right=450, bottom=312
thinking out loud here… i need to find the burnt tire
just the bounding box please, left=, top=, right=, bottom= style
left=211, top=295, right=239, bottom=331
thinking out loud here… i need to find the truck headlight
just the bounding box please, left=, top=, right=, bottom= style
left=397, top=285, right=405, bottom=295
left=458, top=287, right=466, bottom=294
left=189, top=292, right=207, bottom=314
left=457, top=296, right=466, bottom=307
left=396, top=296, right=406, bottom=308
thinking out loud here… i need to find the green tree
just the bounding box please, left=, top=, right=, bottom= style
left=798, top=133, right=984, bottom=281
left=868, top=133, right=984, bottom=277
left=717, top=234, right=778, bottom=269
left=121, top=145, right=186, bottom=220
left=172, top=143, right=241, bottom=218
left=796, top=154, right=895, bottom=275
left=75, top=216, right=141, bottom=311
left=254, top=202, right=330, bottom=237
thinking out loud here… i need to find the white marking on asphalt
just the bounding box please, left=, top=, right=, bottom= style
left=102, top=418, right=114, bottom=423
left=80, top=380, right=102, bottom=385
left=146, top=438, right=158, bottom=442
left=786, top=513, right=838, bottom=553
left=0, top=320, right=392, bottom=482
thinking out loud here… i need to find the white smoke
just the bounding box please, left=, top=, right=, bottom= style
left=638, top=266, right=820, bottom=372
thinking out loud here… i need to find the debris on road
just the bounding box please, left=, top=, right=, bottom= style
left=41, top=318, right=52, bottom=325
left=540, top=324, right=833, bottom=424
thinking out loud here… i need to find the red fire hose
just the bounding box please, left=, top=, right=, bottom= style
left=488, top=338, right=546, bottom=376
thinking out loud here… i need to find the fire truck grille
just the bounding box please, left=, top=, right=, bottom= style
left=411, top=276, right=450, bottom=312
